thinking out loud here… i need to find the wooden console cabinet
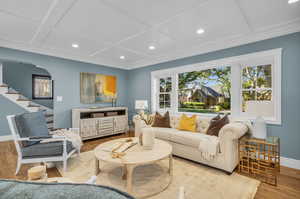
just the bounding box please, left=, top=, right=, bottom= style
left=72, top=107, right=128, bottom=140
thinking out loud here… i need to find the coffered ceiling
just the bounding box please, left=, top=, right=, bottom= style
left=0, top=0, right=299, bottom=69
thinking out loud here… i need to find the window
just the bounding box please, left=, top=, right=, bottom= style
left=159, top=77, right=172, bottom=109
left=241, top=64, right=273, bottom=117
left=178, top=66, right=231, bottom=114
left=151, top=49, right=281, bottom=124
left=32, top=74, right=53, bottom=99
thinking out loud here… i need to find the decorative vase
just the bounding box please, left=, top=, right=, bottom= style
left=252, top=116, right=267, bottom=139
left=139, top=133, right=143, bottom=146
left=142, top=127, right=155, bottom=150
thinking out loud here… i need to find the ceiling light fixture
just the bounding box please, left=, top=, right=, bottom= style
left=72, top=43, right=79, bottom=48
left=288, top=0, right=299, bottom=4
left=196, top=28, right=205, bottom=34
left=120, top=55, right=125, bottom=60
left=148, top=45, right=156, bottom=50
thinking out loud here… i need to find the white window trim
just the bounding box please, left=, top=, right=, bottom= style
left=151, top=48, right=282, bottom=125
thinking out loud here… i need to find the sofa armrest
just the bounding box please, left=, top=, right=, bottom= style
left=133, top=115, right=148, bottom=136
left=219, top=122, right=249, bottom=141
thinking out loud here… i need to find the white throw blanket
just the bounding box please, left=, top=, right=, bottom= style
left=198, top=134, right=220, bottom=161
left=47, top=129, right=83, bottom=152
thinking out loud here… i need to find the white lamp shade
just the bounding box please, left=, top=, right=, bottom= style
left=135, top=100, right=148, bottom=110
left=252, top=116, right=267, bottom=139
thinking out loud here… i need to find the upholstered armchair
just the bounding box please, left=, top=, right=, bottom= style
left=6, top=112, right=79, bottom=175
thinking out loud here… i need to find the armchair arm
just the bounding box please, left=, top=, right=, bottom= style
left=17, top=135, right=66, bottom=142
left=68, top=128, right=80, bottom=136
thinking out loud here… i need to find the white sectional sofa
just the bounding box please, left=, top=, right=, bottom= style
left=133, top=115, right=249, bottom=173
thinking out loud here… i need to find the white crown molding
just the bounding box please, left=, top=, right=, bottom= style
left=0, top=19, right=300, bottom=70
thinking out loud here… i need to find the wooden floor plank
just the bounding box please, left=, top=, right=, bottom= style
left=0, top=131, right=299, bottom=199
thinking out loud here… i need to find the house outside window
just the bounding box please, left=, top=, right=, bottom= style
left=151, top=49, right=281, bottom=124
left=32, top=74, right=53, bottom=99
left=178, top=66, right=231, bottom=114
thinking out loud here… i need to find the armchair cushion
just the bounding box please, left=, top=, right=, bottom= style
left=21, top=141, right=74, bottom=158
left=15, top=112, right=49, bottom=147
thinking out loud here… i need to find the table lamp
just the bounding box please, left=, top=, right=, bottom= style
left=135, top=100, right=148, bottom=114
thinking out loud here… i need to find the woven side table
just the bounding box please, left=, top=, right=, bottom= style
left=238, top=136, right=280, bottom=186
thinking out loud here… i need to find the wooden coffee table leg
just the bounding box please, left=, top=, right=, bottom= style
left=169, top=154, right=173, bottom=176
left=126, top=164, right=134, bottom=194
left=95, top=158, right=100, bottom=175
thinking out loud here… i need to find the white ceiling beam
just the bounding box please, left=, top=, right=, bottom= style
left=30, top=0, right=78, bottom=46
left=232, top=0, right=253, bottom=33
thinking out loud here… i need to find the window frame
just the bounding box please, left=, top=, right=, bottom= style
left=151, top=48, right=282, bottom=125
left=32, top=74, right=53, bottom=100
left=158, top=76, right=172, bottom=110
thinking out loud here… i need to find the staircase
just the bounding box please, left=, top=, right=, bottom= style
left=0, top=84, right=54, bottom=130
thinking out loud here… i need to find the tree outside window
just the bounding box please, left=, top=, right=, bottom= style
left=159, top=77, right=172, bottom=109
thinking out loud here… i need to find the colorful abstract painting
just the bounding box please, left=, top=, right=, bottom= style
left=80, top=72, right=117, bottom=103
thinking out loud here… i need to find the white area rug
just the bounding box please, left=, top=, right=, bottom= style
left=57, top=151, right=260, bottom=199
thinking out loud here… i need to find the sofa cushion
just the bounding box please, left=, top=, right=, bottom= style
left=15, top=112, right=50, bottom=147
left=168, top=130, right=207, bottom=148
left=151, top=127, right=175, bottom=141
left=207, top=114, right=229, bottom=136
left=196, top=118, right=210, bottom=133
left=177, top=114, right=197, bottom=132
left=22, top=141, right=74, bottom=158
left=170, top=116, right=180, bottom=129
left=152, top=112, right=171, bottom=128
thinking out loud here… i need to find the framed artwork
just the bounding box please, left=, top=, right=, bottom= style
left=80, top=72, right=117, bottom=103
left=32, top=74, right=53, bottom=100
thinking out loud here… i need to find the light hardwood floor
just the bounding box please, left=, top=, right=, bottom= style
left=0, top=132, right=299, bottom=199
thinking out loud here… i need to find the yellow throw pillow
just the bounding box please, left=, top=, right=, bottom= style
left=177, top=114, right=197, bottom=132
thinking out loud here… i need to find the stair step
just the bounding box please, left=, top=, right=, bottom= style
left=17, top=98, right=31, bottom=101
left=47, top=120, right=54, bottom=124
left=0, top=84, right=8, bottom=87
left=28, top=104, right=40, bottom=108
left=44, top=113, right=54, bottom=117
left=5, top=92, right=19, bottom=94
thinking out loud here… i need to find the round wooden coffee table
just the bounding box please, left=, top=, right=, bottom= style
left=94, top=137, right=173, bottom=197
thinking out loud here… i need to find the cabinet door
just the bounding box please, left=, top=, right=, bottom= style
left=97, top=118, right=114, bottom=136
left=80, top=119, right=98, bottom=138
left=114, top=116, right=128, bottom=134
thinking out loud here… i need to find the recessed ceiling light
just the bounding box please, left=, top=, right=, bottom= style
left=72, top=43, right=79, bottom=48
left=148, top=45, right=156, bottom=50
left=288, top=0, right=299, bottom=4
left=120, top=55, right=125, bottom=60
left=196, top=28, right=205, bottom=34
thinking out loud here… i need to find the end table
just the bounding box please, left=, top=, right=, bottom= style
left=238, top=135, right=280, bottom=186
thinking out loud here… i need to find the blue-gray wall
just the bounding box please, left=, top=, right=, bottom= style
left=0, top=95, right=27, bottom=135
left=0, top=47, right=129, bottom=136
left=3, top=61, right=53, bottom=108
left=128, top=32, right=300, bottom=160
left=1, top=32, right=299, bottom=160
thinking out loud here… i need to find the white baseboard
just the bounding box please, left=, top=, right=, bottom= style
left=281, top=156, right=300, bottom=170
left=0, top=135, right=13, bottom=142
